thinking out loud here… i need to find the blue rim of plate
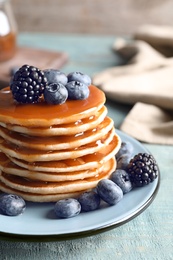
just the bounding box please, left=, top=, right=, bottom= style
left=0, top=130, right=160, bottom=242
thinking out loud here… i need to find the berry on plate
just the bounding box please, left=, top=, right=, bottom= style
left=0, top=194, right=26, bottom=216
left=44, top=82, right=68, bottom=105
left=54, top=198, right=81, bottom=218
left=97, top=179, right=123, bottom=206
left=10, top=64, right=48, bottom=104
left=116, top=141, right=134, bottom=160
left=111, top=169, right=133, bottom=194
left=127, top=153, right=159, bottom=187
left=117, top=154, right=132, bottom=170
left=78, top=191, right=100, bottom=212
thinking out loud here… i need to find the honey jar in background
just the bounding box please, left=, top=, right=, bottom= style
left=0, top=0, right=17, bottom=61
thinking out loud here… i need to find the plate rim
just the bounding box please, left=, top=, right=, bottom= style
left=0, top=130, right=160, bottom=242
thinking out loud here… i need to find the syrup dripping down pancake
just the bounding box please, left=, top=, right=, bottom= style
left=0, top=158, right=116, bottom=202
left=0, top=152, right=113, bottom=182
left=0, top=85, right=105, bottom=127
left=0, top=158, right=115, bottom=194
left=0, top=85, right=121, bottom=202
left=0, top=128, right=115, bottom=162
left=0, top=106, right=107, bottom=137
left=0, top=116, right=113, bottom=150
left=8, top=133, right=121, bottom=173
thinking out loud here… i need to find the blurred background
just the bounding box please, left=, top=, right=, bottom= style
left=11, top=0, right=173, bottom=35
left=1, top=0, right=173, bottom=86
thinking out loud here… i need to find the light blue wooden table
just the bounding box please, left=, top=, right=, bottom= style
left=0, top=33, right=172, bottom=260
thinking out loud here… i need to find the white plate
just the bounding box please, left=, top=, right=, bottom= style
left=0, top=130, right=160, bottom=241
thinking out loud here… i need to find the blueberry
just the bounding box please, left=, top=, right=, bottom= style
left=65, top=81, right=89, bottom=100
left=117, top=154, right=131, bottom=170
left=78, top=191, right=100, bottom=212
left=44, top=82, right=68, bottom=104
left=0, top=194, right=26, bottom=216
left=54, top=198, right=81, bottom=218
left=67, top=72, right=91, bottom=86
left=111, top=169, right=133, bottom=194
left=116, top=142, right=134, bottom=160
left=44, top=69, right=68, bottom=85
left=97, top=179, right=123, bottom=206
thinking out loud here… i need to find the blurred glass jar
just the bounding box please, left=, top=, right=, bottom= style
left=0, top=0, right=17, bottom=61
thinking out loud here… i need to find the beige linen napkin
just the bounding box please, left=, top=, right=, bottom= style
left=93, top=26, right=173, bottom=145
left=134, top=24, right=173, bottom=57
left=120, top=102, right=173, bottom=145
left=95, top=65, right=173, bottom=110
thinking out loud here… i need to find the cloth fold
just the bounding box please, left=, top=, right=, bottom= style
left=92, top=25, right=173, bottom=145
left=134, top=24, right=173, bottom=57
left=120, top=102, right=173, bottom=145
left=98, top=66, right=173, bottom=110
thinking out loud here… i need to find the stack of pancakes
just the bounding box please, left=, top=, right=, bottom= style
left=0, top=85, right=121, bottom=202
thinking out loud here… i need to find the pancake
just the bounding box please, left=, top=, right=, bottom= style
left=8, top=133, right=120, bottom=173
left=0, top=181, right=83, bottom=202
left=0, top=153, right=114, bottom=182
left=0, top=116, right=113, bottom=150
left=0, top=84, right=121, bottom=202
left=0, top=128, right=115, bottom=162
left=0, top=163, right=102, bottom=182
left=0, top=158, right=115, bottom=194
left=0, top=106, right=107, bottom=137
left=0, top=85, right=105, bottom=127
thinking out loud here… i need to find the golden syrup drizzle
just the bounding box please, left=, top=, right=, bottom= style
left=0, top=105, right=107, bottom=137
left=0, top=111, right=111, bottom=149
left=0, top=83, right=121, bottom=198
left=0, top=85, right=105, bottom=126
left=7, top=134, right=120, bottom=171
left=0, top=129, right=114, bottom=158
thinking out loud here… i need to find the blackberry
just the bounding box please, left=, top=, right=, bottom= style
left=10, top=64, right=48, bottom=103
left=127, top=153, right=158, bottom=187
